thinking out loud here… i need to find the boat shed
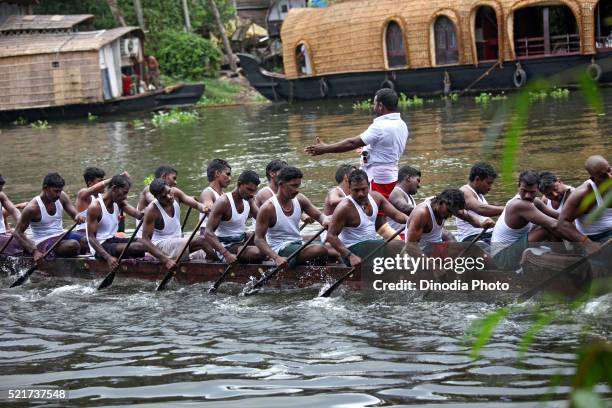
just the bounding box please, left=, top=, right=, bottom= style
left=0, top=16, right=143, bottom=112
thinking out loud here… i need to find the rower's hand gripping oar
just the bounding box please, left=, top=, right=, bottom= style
left=244, top=225, right=326, bottom=295
left=455, top=228, right=488, bottom=259
left=156, top=213, right=208, bottom=291
left=319, top=227, right=404, bottom=298
left=208, top=233, right=255, bottom=294
left=97, top=219, right=144, bottom=290
left=517, top=239, right=611, bottom=302
left=10, top=222, right=79, bottom=288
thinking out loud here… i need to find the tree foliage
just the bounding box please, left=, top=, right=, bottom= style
left=153, top=30, right=222, bottom=79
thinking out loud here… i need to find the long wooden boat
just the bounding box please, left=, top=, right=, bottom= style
left=240, top=0, right=612, bottom=101
left=1, top=252, right=609, bottom=300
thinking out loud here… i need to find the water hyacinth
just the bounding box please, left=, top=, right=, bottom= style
left=352, top=99, right=372, bottom=111
left=151, top=109, right=199, bottom=127
left=398, top=93, right=424, bottom=108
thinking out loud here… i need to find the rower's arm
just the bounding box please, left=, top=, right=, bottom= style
left=60, top=192, right=83, bottom=223
left=199, top=189, right=215, bottom=213
left=13, top=203, right=37, bottom=255
left=76, top=178, right=110, bottom=211
left=120, top=202, right=143, bottom=219
left=559, top=188, right=586, bottom=223
left=455, top=209, right=495, bottom=229
left=299, top=195, right=327, bottom=227
left=405, top=207, right=426, bottom=243
left=86, top=202, right=112, bottom=262
left=204, top=197, right=230, bottom=255
left=463, top=189, right=503, bottom=217
left=174, top=188, right=205, bottom=213
left=376, top=192, right=409, bottom=226
left=534, top=198, right=558, bottom=219
left=248, top=198, right=259, bottom=219
left=139, top=207, right=174, bottom=262
left=325, top=203, right=351, bottom=258
left=254, top=203, right=281, bottom=262
left=389, top=189, right=415, bottom=215
left=519, top=202, right=580, bottom=241
left=0, top=192, right=21, bottom=223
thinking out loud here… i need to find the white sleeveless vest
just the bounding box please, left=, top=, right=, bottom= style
left=266, top=195, right=302, bottom=253
left=30, top=196, right=64, bottom=245
left=407, top=200, right=444, bottom=244
left=216, top=193, right=250, bottom=238
left=0, top=200, right=5, bottom=234
left=387, top=186, right=414, bottom=232
left=87, top=196, right=119, bottom=254
left=200, top=186, right=221, bottom=229
left=339, top=195, right=379, bottom=247
left=456, top=185, right=489, bottom=241
left=576, top=180, right=612, bottom=236
left=321, top=186, right=347, bottom=242
left=152, top=199, right=182, bottom=244
left=491, top=195, right=533, bottom=255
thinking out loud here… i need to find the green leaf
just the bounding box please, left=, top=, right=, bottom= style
left=571, top=390, right=605, bottom=408
left=469, top=307, right=510, bottom=359
left=577, top=73, right=604, bottom=114
left=517, top=312, right=554, bottom=360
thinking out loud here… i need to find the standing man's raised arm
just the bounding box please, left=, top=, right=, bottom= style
left=304, top=135, right=365, bottom=156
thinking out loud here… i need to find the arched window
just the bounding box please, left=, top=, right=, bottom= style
left=595, top=0, right=612, bottom=51
left=514, top=5, right=580, bottom=57
left=435, top=16, right=459, bottom=65
left=385, top=21, right=407, bottom=67
left=475, top=6, right=499, bottom=61
left=296, top=43, right=313, bottom=76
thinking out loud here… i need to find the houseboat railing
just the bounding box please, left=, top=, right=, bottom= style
left=515, top=34, right=580, bottom=58
left=595, top=35, right=612, bottom=51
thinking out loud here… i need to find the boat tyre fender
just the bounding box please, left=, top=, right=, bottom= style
left=319, top=78, right=329, bottom=98
left=513, top=67, right=527, bottom=88
left=381, top=79, right=395, bottom=91
left=587, top=63, right=602, bottom=82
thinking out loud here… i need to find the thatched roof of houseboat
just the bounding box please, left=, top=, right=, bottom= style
left=280, top=0, right=598, bottom=79
left=0, top=14, right=94, bottom=32
left=0, top=26, right=143, bottom=58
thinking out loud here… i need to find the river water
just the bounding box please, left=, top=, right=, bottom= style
left=0, top=90, right=610, bottom=406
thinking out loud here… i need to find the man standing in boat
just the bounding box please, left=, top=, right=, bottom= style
left=140, top=178, right=213, bottom=267
left=388, top=165, right=421, bottom=240
left=255, top=159, right=288, bottom=207
left=255, top=166, right=330, bottom=269
left=559, top=155, right=611, bottom=243
left=199, top=159, right=232, bottom=235
left=13, top=173, right=86, bottom=262
left=86, top=175, right=146, bottom=270
left=206, top=170, right=264, bottom=264
left=455, top=162, right=504, bottom=244
left=326, top=169, right=408, bottom=268
left=137, top=165, right=178, bottom=211
left=0, top=174, right=23, bottom=255
left=491, top=171, right=595, bottom=270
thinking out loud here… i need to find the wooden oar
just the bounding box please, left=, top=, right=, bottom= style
left=244, top=226, right=326, bottom=295
left=517, top=239, right=611, bottom=302
left=455, top=228, right=489, bottom=259
left=155, top=213, right=207, bottom=291
left=0, top=234, right=14, bottom=256
left=10, top=222, right=79, bottom=288
left=208, top=232, right=254, bottom=294
left=319, top=227, right=403, bottom=298
left=97, top=219, right=144, bottom=290
left=181, top=206, right=192, bottom=232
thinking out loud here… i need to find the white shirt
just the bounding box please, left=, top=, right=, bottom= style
left=360, top=112, right=409, bottom=184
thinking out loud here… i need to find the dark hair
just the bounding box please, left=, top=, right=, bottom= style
left=43, top=172, right=65, bottom=189
left=207, top=159, right=231, bottom=182
left=519, top=170, right=540, bottom=187
left=238, top=170, right=261, bottom=186
left=0, top=174, right=5, bottom=186
left=265, top=159, right=288, bottom=181
left=154, top=165, right=177, bottom=178
left=469, top=162, right=498, bottom=182
left=375, top=88, right=398, bottom=111
left=109, top=174, right=132, bottom=190
left=335, top=164, right=357, bottom=184
left=433, top=188, right=466, bottom=212
left=398, top=165, right=421, bottom=182
left=277, top=166, right=303, bottom=184
left=348, top=169, right=369, bottom=185
left=538, top=171, right=558, bottom=192
left=83, top=167, right=105, bottom=184
left=149, top=178, right=168, bottom=198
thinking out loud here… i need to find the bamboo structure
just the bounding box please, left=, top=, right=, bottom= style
left=281, top=0, right=603, bottom=79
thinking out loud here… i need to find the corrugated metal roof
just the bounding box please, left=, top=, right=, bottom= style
left=0, top=27, right=143, bottom=58
left=0, top=14, right=94, bottom=31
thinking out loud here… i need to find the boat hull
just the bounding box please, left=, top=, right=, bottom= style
left=0, top=83, right=205, bottom=123
left=238, top=52, right=612, bottom=102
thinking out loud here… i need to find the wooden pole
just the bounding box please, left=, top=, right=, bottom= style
left=204, top=0, right=238, bottom=73
left=182, top=0, right=193, bottom=32
left=133, top=0, right=146, bottom=31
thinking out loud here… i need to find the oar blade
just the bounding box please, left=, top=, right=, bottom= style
left=97, top=271, right=116, bottom=290
left=156, top=270, right=175, bottom=291
left=9, top=272, right=29, bottom=288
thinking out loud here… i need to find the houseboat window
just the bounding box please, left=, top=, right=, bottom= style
left=296, top=44, right=313, bottom=76
left=513, top=5, right=579, bottom=58
left=595, top=0, right=612, bottom=50
left=385, top=21, right=407, bottom=67
left=475, top=6, right=499, bottom=61
left=435, top=16, right=459, bottom=65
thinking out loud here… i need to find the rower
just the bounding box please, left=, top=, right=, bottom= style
left=86, top=175, right=145, bottom=270
left=255, top=166, right=330, bottom=269
left=13, top=173, right=86, bottom=262
left=388, top=165, right=421, bottom=240
left=0, top=174, right=23, bottom=255
left=537, top=171, right=573, bottom=218
left=199, top=159, right=231, bottom=235
left=326, top=169, right=407, bottom=268
left=205, top=170, right=264, bottom=264
left=559, top=155, right=611, bottom=243
left=455, top=162, right=503, bottom=244
left=255, top=159, right=287, bottom=207
left=136, top=164, right=178, bottom=211
left=141, top=179, right=213, bottom=267
left=320, top=164, right=355, bottom=246
left=491, top=171, right=591, bottom=270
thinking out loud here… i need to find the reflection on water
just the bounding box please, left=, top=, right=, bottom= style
left=0, top=91, right=611, bottom=406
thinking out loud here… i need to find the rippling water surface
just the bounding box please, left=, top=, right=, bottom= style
left=0, top=91, right=611, bottom=406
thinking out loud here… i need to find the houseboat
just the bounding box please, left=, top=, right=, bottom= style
left=0, top=11, right=204, bottom=122
left=239, top=0, right=612, bottom=101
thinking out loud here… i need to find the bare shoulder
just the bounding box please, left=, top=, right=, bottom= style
left=370, top=190, right=385, bottom=204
